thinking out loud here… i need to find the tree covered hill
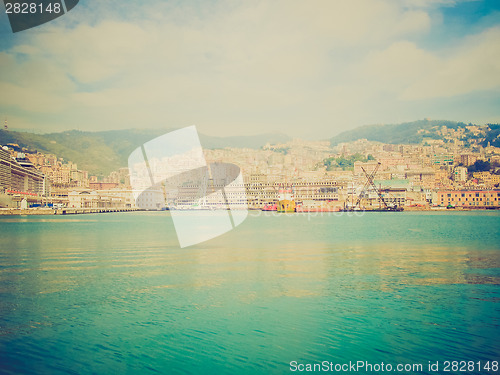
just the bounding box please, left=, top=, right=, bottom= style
left=2, top=119, right=498, bottom=176
left=330, top=119, right=500, bottom=147
left=0, top=128, right=290, bottom=176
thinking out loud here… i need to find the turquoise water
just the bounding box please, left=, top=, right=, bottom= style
left=0, top=211, right=499, bottom=374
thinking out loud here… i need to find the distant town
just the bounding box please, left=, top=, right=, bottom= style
left=1, top=122, right=499, bottom=213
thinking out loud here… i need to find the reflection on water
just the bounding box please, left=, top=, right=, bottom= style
left=0, top=211, right=499, bottom=374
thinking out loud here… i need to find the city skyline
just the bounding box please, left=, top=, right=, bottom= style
left=0, top=0, right=499, bottom=138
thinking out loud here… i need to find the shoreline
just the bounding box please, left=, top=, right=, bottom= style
left=0, top=206, right=498, bottom=216
left=0, top=208, right=143, bottom=215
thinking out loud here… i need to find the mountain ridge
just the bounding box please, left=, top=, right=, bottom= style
left=0, top=128, right=291, bottom=176
left=330, top=119, right=500, bottom=148
left=2, top=119, right=499, bottom=176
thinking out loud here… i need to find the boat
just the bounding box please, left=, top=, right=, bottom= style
left=262, top=203, right=277, bottom=211
left=277, top=188, right=295, bottom=213
left=365, top=206, right=404, bottom=212
left=295, top=200, right=341, bottom=212
left=341, top=205, right=404, bottom=212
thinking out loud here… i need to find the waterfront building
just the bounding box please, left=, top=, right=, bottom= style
left=68, top=189, right=137, bottom=209
left=437, top=190, right=500, bottom=208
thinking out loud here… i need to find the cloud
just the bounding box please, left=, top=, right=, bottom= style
left=0, top=0, right=498, bottom=136
left=401, top=27, right=500, bottom=100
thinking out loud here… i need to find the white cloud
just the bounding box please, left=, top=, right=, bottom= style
left=0, top=0, right=498, bottom=136
left=401, top=27, right=500, bottom=99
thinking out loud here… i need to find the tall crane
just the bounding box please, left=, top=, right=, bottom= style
left=361, top=164, right=389, bottom=209
left=350, top=162, right=403, bottom=211
left=354, top=162, right=380, bottom=209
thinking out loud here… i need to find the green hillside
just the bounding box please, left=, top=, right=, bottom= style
left=0, top=128, right=290, bottom=176
left=3, top=120, right=497, bottom=177
left=330, top=119, right=500, bottom=148
left=330, top=119, right=467, bottom=145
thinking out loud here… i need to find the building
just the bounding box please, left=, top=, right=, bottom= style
left=89, top=182, right=119, bottom=190
left=432, top=153, right=454, bottom=166
left=0, top=147, right=45, bottom=196
left=460, top=154, right=478, bottom=166
left=68, top=189, right=136, bottom=209
left=453, top=166, right=468, bottom=182
left=437, top=190, right=500, bottom=208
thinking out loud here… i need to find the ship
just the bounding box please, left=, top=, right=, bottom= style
left=296, top=200, right=341, bottom=212
left=277, top=188, right=295, bottom=213
left=262, top=203, right=277, bottom=211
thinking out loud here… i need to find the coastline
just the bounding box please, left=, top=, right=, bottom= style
left=1, top=206, right=498, bottom=216
left=0, top=207, right=143, bottom=215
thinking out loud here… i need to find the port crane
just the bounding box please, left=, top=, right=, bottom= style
left=360, top=164, right=389, bottom=210
left=354, top=162, right=381, bottom=209
left=354, top=162, right=403, bottom=211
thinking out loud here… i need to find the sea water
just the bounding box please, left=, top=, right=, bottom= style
left=0, top=211, right=499, bottom=374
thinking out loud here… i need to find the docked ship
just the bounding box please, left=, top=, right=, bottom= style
left=295, top=200, right=341, bottom=212
left=277, top=188, right=295, bottom=213
left=262, top=203, right=277, bottom=211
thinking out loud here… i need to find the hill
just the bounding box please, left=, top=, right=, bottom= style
left=329, top=119, right=469, bottom=145
left=330, top=119, right=500, bottom=148
left=0, top=128, right=290, bottom=176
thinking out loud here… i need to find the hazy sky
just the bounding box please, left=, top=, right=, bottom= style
left=1, top=0, right=499, bottom=138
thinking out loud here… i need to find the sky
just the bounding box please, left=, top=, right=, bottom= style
left=0, top=0, right=499, bottom=139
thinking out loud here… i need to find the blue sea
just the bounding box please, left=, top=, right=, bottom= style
left=0, top=211, right=499, bottom=374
